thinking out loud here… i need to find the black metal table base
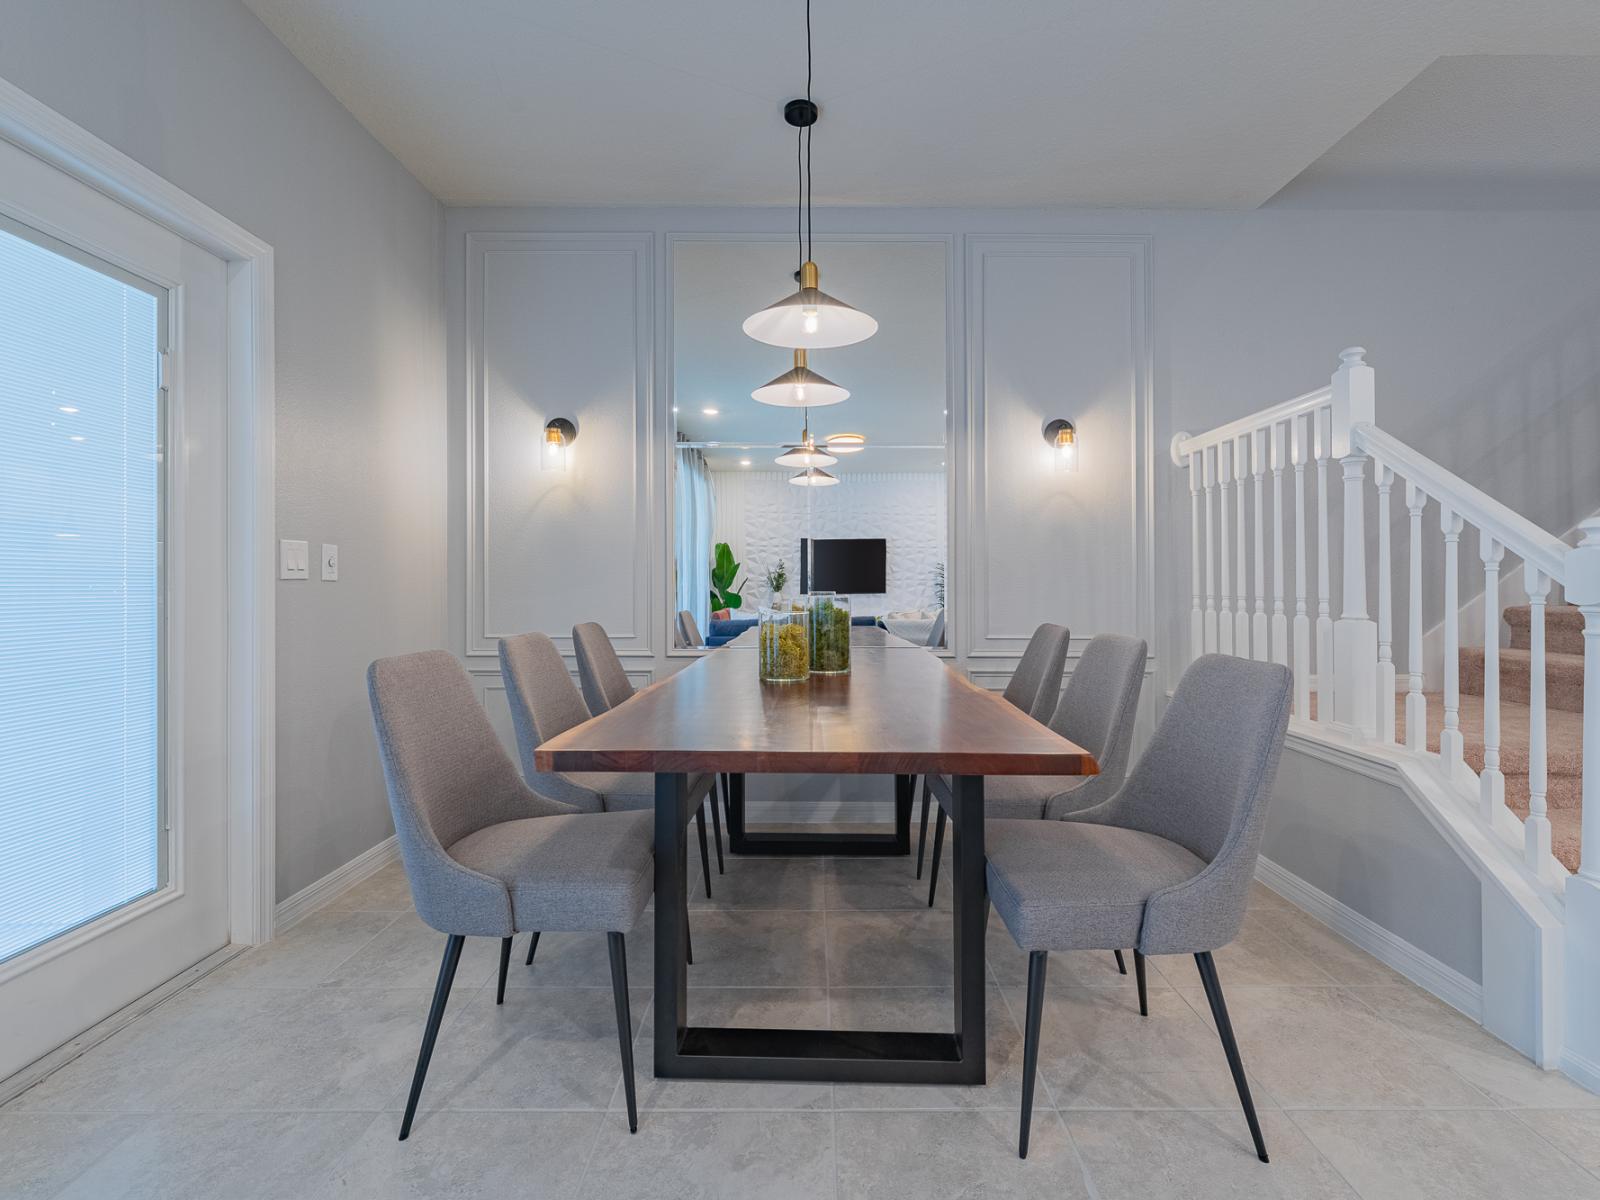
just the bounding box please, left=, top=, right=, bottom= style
left=655, top=771, right=986, bottom=1085
left=724, top=772, right=915, bottom=857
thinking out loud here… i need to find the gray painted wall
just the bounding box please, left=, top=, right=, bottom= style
left=0, top=0, right=448, bottom=900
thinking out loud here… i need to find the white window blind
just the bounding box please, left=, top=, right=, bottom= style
left=0, top=221, right=163, bottom=963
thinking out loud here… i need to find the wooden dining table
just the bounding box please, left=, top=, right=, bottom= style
left=534, top=628, right=1097, bottom=1086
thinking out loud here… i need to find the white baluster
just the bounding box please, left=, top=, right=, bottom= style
left=1440, top=506, right=1465, bottom=771
left=1405, top=482, right=1428, bottom=752
left=1315, top=407, right=1333, bottom=722
left=1375, top=461, right=1396, bottom=743
left=1252, top=428, right=1269, bottom=660
left=1577, top=521, right=1600, bottom=875
left=1524, top=566, right=1552, bottom=868
left=1479, top=536, right=1505, bottom=820
left=1235, top=434, right=1251, bottom=656
left=1188, top=449, right=1203, bottom=663
left=1270, top=421, right=1288, bottom=667
left=1331, top=350, right=1377, bottom=737
left=1203, top=447, right=1217, bottom=654
left=1292, top=413, right=1311, bottom=717
left=1218, top=442, right=1235, bottom=656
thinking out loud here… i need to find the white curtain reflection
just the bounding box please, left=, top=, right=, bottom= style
left=674, top=447, right=715, bottom=639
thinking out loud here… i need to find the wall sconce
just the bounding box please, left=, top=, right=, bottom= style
left=1043, top=419, right=1077, bottom=472
left=543, top=417, right=577, bottom=472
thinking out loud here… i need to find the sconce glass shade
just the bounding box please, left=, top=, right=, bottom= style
left=1043, top=418, right=1076, bottom=472
left=774, top=444, right=838, bottom=468
left=824, top=432, right=866, bottom=454
left=743, top=261, right=878, bottom=350
left=788, top=466, right=839, bottom=487
left=543, top=417, right=577, bottom=472
left=752, top=350, right=849, bottom=408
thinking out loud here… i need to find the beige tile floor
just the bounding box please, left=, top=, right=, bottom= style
left=4, top=848, right=1600, bottom=1199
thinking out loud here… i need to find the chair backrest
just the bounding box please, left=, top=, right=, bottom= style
left=572, top=622, right=635, bottom=714
left=498, top=632, right=606, bottom=812
left=1043, top=634, right=1148, bottom=818
left=1001, top=622, right=1071, bottom=722
left=1091, top=654, right=1291, bottom=952
left=368, top=650, right=567, bottom=932
left=925, top=608, right=946, bottom=648
left=678, top=609, right=705, bottom=648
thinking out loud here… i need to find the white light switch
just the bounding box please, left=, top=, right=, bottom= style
left=279, top=539, right=309, bottom=580
left=321, top=543, right=339, bottom=581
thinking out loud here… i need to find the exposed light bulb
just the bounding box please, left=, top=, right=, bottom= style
left=802, top=308, right=819, bottom=335
left=794, top=384, right=806, bottom=403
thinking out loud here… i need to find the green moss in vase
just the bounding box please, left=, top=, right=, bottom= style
left=810, top=600, right=851, bottom=674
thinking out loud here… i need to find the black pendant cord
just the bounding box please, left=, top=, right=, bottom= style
left=796, top=127, right=804, bottom=276
left=805, top=0, right=813, bottom=264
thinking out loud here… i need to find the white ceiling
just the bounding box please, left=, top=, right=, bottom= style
left=243, top=0, right=1600, bottom=209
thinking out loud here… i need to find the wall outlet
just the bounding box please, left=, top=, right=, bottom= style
left=321, top=543, right=339, bottom=581
left=280, top=539, right=309, bottom=580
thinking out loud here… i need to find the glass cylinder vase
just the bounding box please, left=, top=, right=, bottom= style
left=807, top=591, right=851, bottom=675
left=757, top=606, right=809, bottom=684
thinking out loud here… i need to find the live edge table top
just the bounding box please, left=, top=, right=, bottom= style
left=534, top=639, right=1099, bottom=779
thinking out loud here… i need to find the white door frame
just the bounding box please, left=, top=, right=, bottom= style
left=0, top=76, right=278, bottom=946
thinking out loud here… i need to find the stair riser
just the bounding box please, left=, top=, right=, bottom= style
left=1508, top=626, right=1586, bottom=656
left=1460, top=649, right=1584, bottom=713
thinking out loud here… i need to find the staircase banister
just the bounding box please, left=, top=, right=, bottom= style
left=1355, top=424, right=1568, bottom=582
left=1171, top=385, right=1332, bottom=464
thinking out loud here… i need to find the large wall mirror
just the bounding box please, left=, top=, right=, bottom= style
left=671, top=237, right=950, bottom=650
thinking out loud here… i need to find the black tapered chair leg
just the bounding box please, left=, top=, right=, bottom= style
left=720, top=773, right=731, bottom=823
left=683, top=886, right=693, bottom=965
left=496, top=936, right=512, bottom=1005
left=695, top=806, right=713, bottom=898
left=1195, top=951, right=1269, bottom=1163
left=1133, top=950, right=1148, bottom=1016
left=926, top=805, right=947, bottom=907
left=708, top=792, right=725, bottom=874
left=915, top=779, right=932, bottom=879
left=524, top=931, right=541, bottom=967
left=1113, top=948, right=1127, bottom=975
left=1018, top=950, right=1049, bottom=1159
left=608, top=931, right=639, bottom=1133
left=399, top=933, right=464, bottom=1141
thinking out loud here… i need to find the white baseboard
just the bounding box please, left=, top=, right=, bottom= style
left=1560, top=1047, right=1600, bottom=1096
left=274, top=835, right=400, bottom=932
left=1255, top=856, right=1484, bottom=1023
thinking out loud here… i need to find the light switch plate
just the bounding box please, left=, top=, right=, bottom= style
left=321, top=543, right=339, bottom=581
left=279, top=539, right=309, bottom=580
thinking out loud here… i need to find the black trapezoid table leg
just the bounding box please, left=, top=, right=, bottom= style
left=724, top=771, right=915, bottom=857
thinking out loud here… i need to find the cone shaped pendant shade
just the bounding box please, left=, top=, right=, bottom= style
left=788, top=466, right=839, bottom=487
left=743, top=261, right=878, bottom=350
left=752, top=348, right=849, bottom=408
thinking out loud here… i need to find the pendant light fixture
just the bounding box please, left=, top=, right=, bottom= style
left=774, top=412, right=838, bottom=468
left=789, top=466, right=840, bottom=488
left=742, top=0, right=878, bottom=351
left=751, top=348, right=849, bottom=408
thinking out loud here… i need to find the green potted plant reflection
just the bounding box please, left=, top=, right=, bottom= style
left=764, top=559, right=789, bottom=608
left=808, top=592, right=851, bottom=674
left=709, top=542, right=746, bottom=620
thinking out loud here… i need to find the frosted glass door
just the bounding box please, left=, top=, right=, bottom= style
left=0, top=221, right=165, bottom=963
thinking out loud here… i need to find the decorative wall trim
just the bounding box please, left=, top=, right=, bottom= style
left=274, top=835, right=400, bottom=932
left=463, top=230, right=655, bottom=659
left=1255, top=855, right=1483, bottom=1022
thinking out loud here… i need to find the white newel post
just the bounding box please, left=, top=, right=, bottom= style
left=1405, top=483, right=1428, bottom=752
left=1252, top=428, right=1268, bottom=660
left=1375, top=461, right=1396, bottom=743
left=1315, top=409, right=1333, bottom=722
left=1479, top=536, right=1506, bottom=821
left=1219, top=443, right=1235, bottom=657
left=1270, top=421, right=1288, bottom=667
left=1331, top=348, right=1377, bottom=737
left=1188, top=448, right=1204, bottom=664
left=1235, top=434, right=1251, bottom=656
left=1524, top=565, right=1552, bottom=868
left=1292, top=413, right=1311, bottom=717
left=1439, top=506, right=1466, bottom=771
left=1203, top=447, right=1218, bottom=654
left=1562, top=520, right=1600, bottom=1085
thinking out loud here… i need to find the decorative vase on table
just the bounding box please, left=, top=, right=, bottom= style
left=807, top=592, right=851, bottom=675
left=758, top=606, right=809, bottom=683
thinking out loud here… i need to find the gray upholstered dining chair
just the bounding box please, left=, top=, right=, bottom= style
left=915, top=622, right=1069, bottom=884
left=367, top=650, right=651, bottom=1140
left=571, top=621, right=726, bottom=886
left=499, top=631, right=718, bottom=928
left=922, top=634, right=1147, bottom=914
left=677, top=609, right=705, bottom=648
left=991, top=653, right=1292, bottom=1162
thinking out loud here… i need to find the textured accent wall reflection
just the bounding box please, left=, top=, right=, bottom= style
left=711, top=471, right=946, bottom=614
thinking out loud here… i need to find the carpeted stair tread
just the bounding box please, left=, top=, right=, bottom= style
left=1460, top=645, right=1584, bottom=713
left=1505, top=603, right=1585, bottom=656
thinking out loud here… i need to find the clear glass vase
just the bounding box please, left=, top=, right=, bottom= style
left=807, top=591, right=851, bottom=675
left=757, top=606, right=809, bottom=684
